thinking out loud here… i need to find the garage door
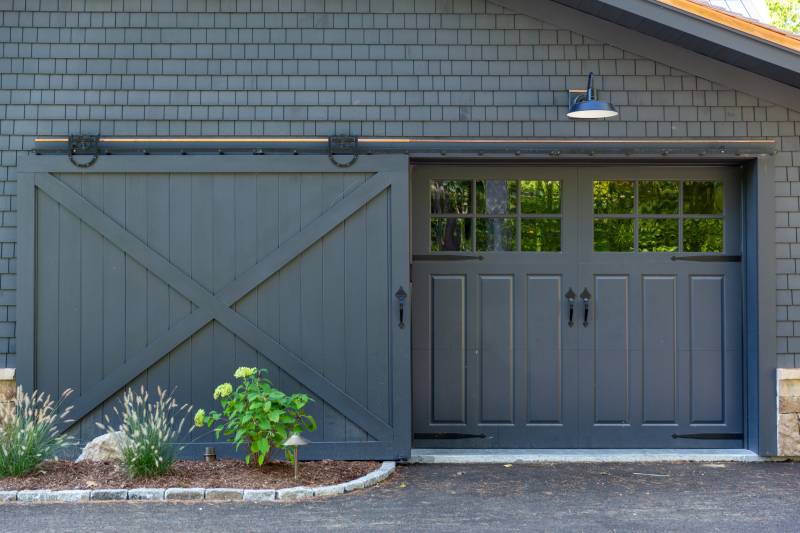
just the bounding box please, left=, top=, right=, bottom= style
left=411, top=166, right=743, bottom=449
left=18, top=154, right=411, bottom=459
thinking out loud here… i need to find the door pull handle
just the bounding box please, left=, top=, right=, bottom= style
left=395, top=286, right=408, bottom=329
left=580, top=288, right=592, bottom=327
left=565, top=288, right=576, bottom=327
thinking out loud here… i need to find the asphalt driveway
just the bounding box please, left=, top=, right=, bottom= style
left=2, top=462, right=799, bottom=532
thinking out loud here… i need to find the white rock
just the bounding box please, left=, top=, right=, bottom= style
left=204, top=488, right=243, bottom=500
left=127, top=488, right=165, bottom=501
left=312, top=484, right=345, bottom=497
left=50, top=490, right=90, bottom=502
left=276, top=486, right=314, bottom=501
left=90, top=489, right=128, bottom=501
left=76, top=431, right=129, bottom=462
left=242, top=489, right=276, bottom=501
left=16, top=490, right=51, bottom=502
left=165, top=488, right=205, bottom=500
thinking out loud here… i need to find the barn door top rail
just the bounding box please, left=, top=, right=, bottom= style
left=32, top=135, right=777, bottom=162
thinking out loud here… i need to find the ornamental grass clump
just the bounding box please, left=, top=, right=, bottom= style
left=195, top=367, right=316, bottom=466
left=98, top=386, right=193, bottom=479
left=0, top=387, right=75, bottom=477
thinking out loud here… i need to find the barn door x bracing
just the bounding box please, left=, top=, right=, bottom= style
left=17, top=154, right=410, bottom=459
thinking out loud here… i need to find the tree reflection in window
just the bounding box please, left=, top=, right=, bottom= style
left=592, top=179, right=724, bottom=253
left=429, top=178, right=562, bottom=252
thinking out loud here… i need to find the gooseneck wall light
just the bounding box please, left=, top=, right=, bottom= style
left=567, top=72, right=618, bottom=119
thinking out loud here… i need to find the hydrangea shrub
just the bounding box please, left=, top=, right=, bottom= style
left=195, top=367, right=316, bottom=466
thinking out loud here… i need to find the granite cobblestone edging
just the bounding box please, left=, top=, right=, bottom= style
left=0, top=461, right=395, bottom=503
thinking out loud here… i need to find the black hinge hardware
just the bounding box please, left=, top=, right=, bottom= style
left=413, top=254, right=484, bottom=261
left=68, top=135, right=100, bottom=168
left=414, top=432, right=490, bottom=440
left=671, top=255, right=741, bottom=263
left=672, top=432, right=743, bottom=440
left=328, top=135, right=359, bottom=168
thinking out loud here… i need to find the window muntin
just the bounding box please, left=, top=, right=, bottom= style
left=430, top=178, right=562, bottom=252
left=593, top=179, right=724, bottom=253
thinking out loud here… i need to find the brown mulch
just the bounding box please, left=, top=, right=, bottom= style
left=0, top=460, right=379, bottom=490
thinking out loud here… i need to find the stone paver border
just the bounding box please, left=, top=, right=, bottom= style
left=0, top=461, right=394, bottom=503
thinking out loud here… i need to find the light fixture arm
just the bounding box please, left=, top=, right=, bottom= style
left=584, top=72, right=595, bottom=102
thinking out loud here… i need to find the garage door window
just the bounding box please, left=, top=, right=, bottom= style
left=430, top=179, right=561, bottom=252
left=593, top=179, right=723, bottom=253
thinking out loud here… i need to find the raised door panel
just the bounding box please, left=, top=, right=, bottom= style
left=431, top=275, right=467, bottom=424
left=479, top=275, right=514, bottom=424
left=591, top=275, right=631, bottom=425
left=525, top=275, right=564, bottom=424
left=642, top=276, right=678, bottom=424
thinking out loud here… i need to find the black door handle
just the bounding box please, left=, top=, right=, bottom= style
left=565, top=288, right=576, bottom=327
left=395, top=286, right=407, bottom=329
left=580, top=288, right=592, bottom=327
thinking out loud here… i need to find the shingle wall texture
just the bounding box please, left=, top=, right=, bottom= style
left=0, top=0, right=799, bottom=369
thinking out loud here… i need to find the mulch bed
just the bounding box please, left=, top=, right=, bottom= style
left=0, top=460, right=379, bottom=490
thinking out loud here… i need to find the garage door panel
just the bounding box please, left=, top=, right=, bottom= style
left=431, top=275, right=467, bottom=424
left=526, top=275, right=563, bottom=424
left=590, top=275, right=631, bottom=425
left=689, top=275, right=725, bottom=424
left=479, top=275, right=514, bottom=424
left=642, top=276, right=678, bottom=424
left=21, top=156, right=410, bottom=459
left=411, top=165, right=743, bottom=449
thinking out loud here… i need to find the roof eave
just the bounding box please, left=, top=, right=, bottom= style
left=563, top=0, right=800, bottom=80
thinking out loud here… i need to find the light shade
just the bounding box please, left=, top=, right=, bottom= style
left=567, top=73, right=618, bottom=119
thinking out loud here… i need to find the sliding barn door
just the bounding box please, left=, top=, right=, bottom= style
left=17, top=154, right=410, bottom=459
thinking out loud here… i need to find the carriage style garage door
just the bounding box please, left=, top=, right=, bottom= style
left=412, top=166, right=743, bottom=449
left=18, top=154, right=411, bottom=459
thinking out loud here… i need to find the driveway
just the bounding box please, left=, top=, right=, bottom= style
left=2, top=462, right=799, bottom=532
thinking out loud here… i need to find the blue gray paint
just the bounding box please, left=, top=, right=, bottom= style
left=0, top=0, right=798, bottom=371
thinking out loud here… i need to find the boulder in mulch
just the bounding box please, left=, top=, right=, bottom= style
left=76, top=431, right=129, bottom=462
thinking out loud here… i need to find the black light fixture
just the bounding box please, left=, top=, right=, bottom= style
left=567, top=73, right=618, bottom=119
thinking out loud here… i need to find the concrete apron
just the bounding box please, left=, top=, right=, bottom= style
left=408, top=449, right=763, bottom=464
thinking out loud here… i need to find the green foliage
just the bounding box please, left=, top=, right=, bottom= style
left=0, top=387, right=75, bottom=477
left=593, top=181, right=634, bottom=214
left=683, top=219, right=724, bottom=252
left=639, top=181, right=678, bottom=215
left=767, top=0, right=800, bottom=34
left=594, top=218, right=634, bottom=252
left=521, top=219, right=561, bottom=252
left=639, top=219, right=678, bottom=252
left=430, top=180, right=471, bottom=214
left=683, top=181, right=723, bottom=214
left=520, top=180, right=560, bottom=214
left=431, top=217, right=472, bottom=251
left=196, top=367, right=316, bottom=466
left=98, top=386, right=193, bottom=479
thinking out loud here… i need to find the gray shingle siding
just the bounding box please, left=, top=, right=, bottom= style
left=1, top=0, right=799, bottom=368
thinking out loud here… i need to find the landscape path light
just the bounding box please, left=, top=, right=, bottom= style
left=283, top=433, right=310, bottom=480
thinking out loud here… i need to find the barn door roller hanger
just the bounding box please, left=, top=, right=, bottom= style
left=328, top=135, right=359, bottom=168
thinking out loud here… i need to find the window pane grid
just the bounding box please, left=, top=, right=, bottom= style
left=430, top=178, right=562, bottom=252
left=593, top=178, right=724, bottom=253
